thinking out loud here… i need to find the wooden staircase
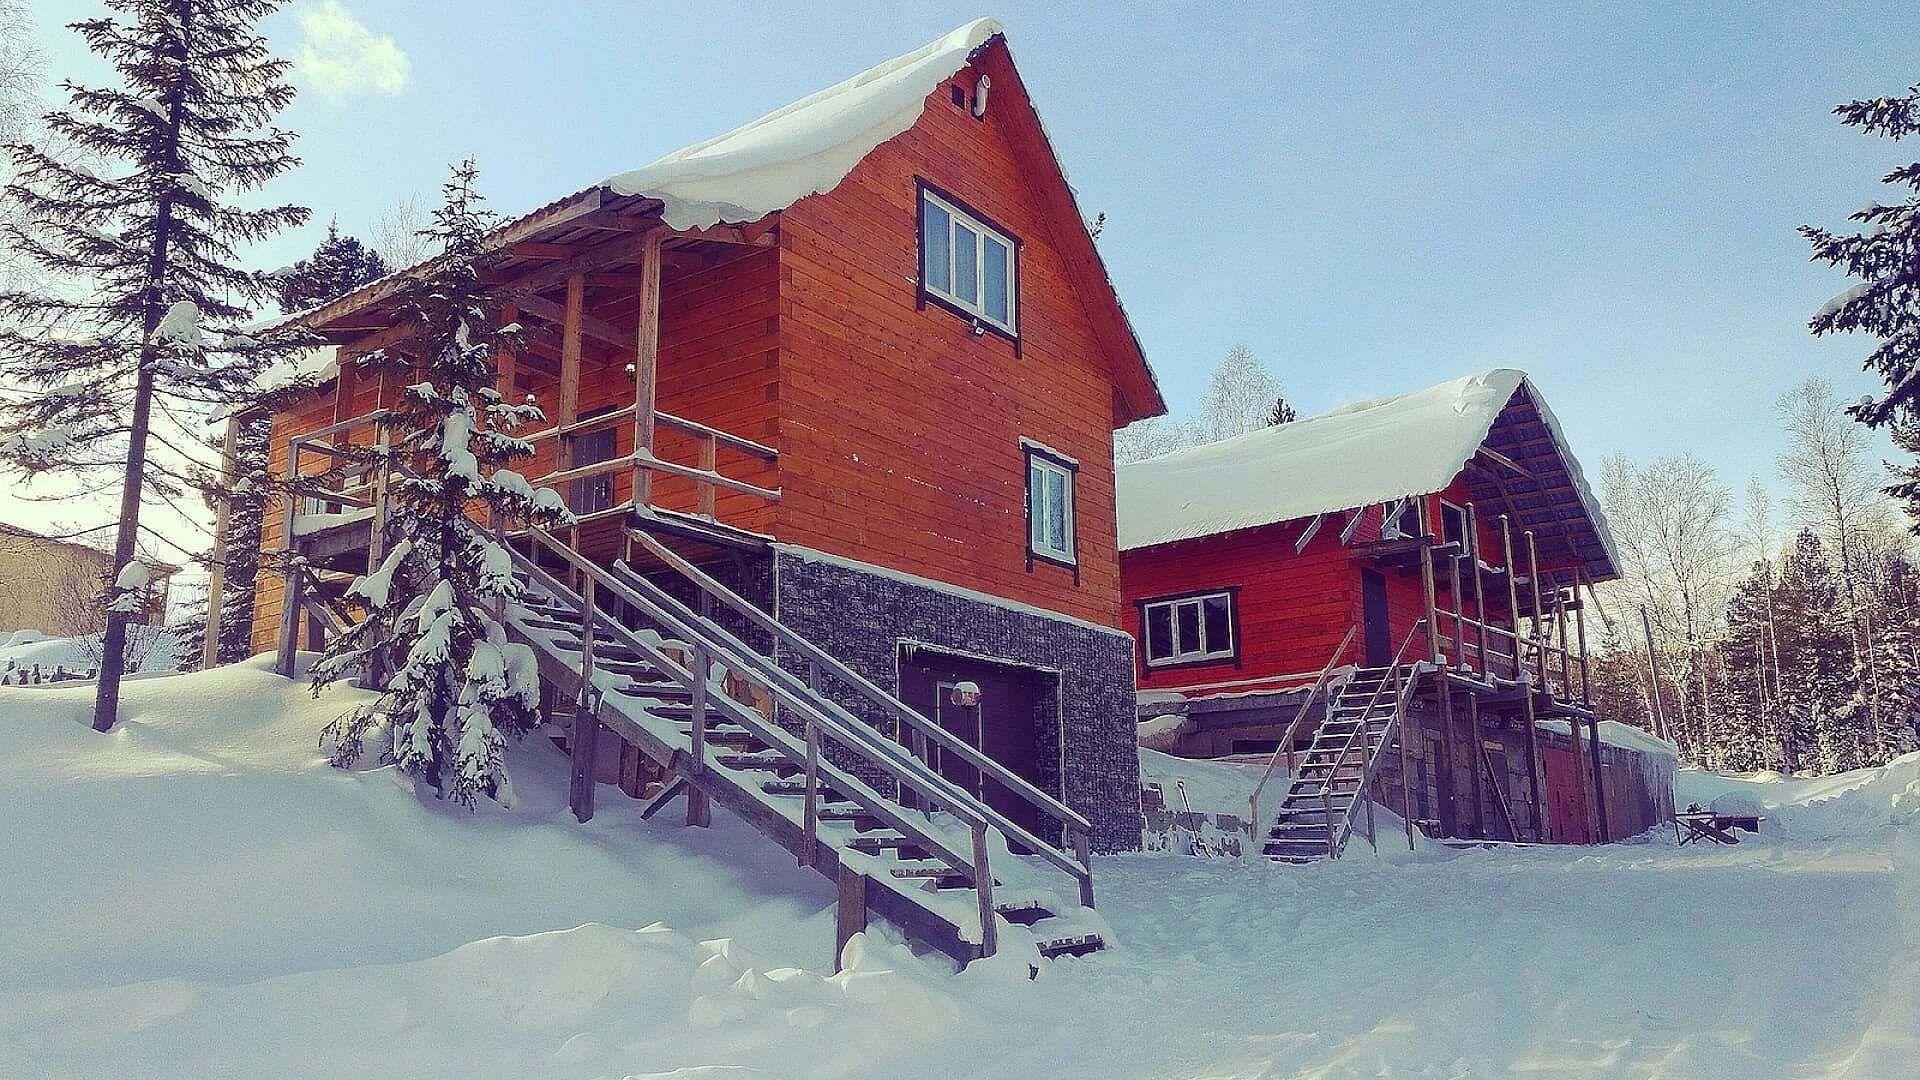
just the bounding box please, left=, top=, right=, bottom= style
left=496, top=524, right=1105, bottom=968
left=1262, top=653, right=1421, bottom=864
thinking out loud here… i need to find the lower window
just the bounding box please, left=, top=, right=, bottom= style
left=1141, top=590, right=1237, bottom=667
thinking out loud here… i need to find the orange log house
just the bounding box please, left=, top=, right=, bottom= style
left=212, top=16, right=1164, bottom=903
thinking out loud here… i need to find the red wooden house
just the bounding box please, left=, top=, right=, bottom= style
left=209, top=20, right=1162, bottom=965
left=1117, top=370, right=1670, bottom=858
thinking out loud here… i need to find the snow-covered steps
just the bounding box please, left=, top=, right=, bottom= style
left=1261, top=664, right=1416, bottom=863
left=493, top=533, right=1105, bottom=968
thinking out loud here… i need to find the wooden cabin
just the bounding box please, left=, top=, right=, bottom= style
left=1117, top=370, right=1668, bottom=855
left=208, top=21, right=1164, bottom=964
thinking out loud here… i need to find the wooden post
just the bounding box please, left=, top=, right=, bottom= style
left=1072, top=827, right=1095, bottom=908
left=1399, top=708, right=1416, bottom=850
left=698, top=434, right=718, bottom=520
left=273, top=437, right=302, bottom=677
left=686, top=642, right=712, bottom=828
left=1554, top=590, right=1573, bottom=699
left=1565, top=686, right=1596, bottom=843
left=1420, top=545, right=1440, bottom=663
left=559, top=275, right=583, bottom=426
left=1525, top=532, right=1547, bottom=685
left=631, top=229, right=664, bottom=508
left=972, top=821, right=998, bottom=959
left=569, top=579, right=599, bottom=823
left=1573, top=568, right=1592, bottom=704
left=1587, top=713, right=1610, bottom=842
left=834, top=861, right=868, bottom=973
left=1500, top=516, right=1524, bottom=684
left=1448, top=555, right=1467, bottom=666
left=1465, top=692, right=1488, bottom=839
left=1518, top=676, right=1546, bottom=841
left=802, top=719, right=820, bottom=867
left=1468, top=505, right=1490, bottom=678
left=203, top=414, right=241, bottom=670
left=1436, top=675, right=1458, bottom=836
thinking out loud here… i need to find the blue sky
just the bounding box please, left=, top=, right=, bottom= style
left=22, top=0, right=1920, bottom=526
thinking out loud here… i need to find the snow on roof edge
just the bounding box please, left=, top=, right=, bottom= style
left=1116, top=370, right=1527, bottom=552
left=602, top=19, right=1003, bottom=230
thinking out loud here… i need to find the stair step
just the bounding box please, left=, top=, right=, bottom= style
left=818, top=806, right=884, bottom=828
left=762, top=779, right=844, bottom=800
left=845, top=833, right=927, bottom=856
left=890, top=863, right=968, bottom=883
left=1036, top=933, right=1104, bottom=959
left=713, top=753, right=795, bottom=774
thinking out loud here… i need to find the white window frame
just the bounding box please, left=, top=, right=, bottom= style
left=1141, top=591, right=1237, bottom=668
left=920, top=187, right=1018, bottom=335
left=1027, top=452, right=1075, bottom=564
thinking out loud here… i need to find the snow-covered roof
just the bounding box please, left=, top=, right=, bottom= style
left=605, top=19, right=1002, bottom=230
left=1117, top=369, right=1619, bottom=579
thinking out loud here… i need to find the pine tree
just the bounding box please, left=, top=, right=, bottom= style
left=1802, top=84, right=1920, bottom=522
left=313, top=160, right=571, bottom=806
left=0, top=0, right=309, bottom=731
left=1771, top=530, right=1855, bottom=773
left=1266, top=395, right=1297, bottom=426
left=273, top=217, right=386, bottom=313
left=211, top=412, right=269, bottom=663
left=1719, top=560, right=1783, bottom=771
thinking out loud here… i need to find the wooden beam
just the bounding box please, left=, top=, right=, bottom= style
left=516, top=291, right=629, bottom=350
left=632, top=229, right=663, bottom=507
left=558, top=275, right=582, bottom=427
left=1477, top=445, right=1536, bottom=481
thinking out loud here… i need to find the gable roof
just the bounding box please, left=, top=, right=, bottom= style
left=280, top=20, right=1163, bottom=423
left=604, top=19, right=1003, bottom=231
left=1116, top=369, right=1619, bottom=581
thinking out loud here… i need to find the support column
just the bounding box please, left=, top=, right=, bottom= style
left=1436, top=675, right=1459, bottom=836
left=273, top=436, right=302, bottom=677
left=1518, top=679, right=1546, bottom=841
left=1587, top=713, right=1610, bottom=842
left=1466, top=692, right=1488, bottom=839
left=631, top=230, right=663, bottom=509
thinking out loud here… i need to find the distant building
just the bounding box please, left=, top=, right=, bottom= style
left=0, top=524, right=174, bottom=635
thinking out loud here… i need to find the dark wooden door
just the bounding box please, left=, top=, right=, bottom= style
left=1427, top=734, right=1454, bottom=835
left=900, top=652, right=1043, bottom=837
left=1361, top=569, right=1392, bottom=666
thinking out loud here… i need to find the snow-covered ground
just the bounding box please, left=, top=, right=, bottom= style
left=3, top=660, right=1916, bottom=1078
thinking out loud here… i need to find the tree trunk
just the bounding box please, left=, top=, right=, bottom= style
left=92, top=10, right=189, bottom=733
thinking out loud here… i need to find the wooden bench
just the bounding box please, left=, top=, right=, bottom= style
left=1675, top=807, right=1764, bottom=845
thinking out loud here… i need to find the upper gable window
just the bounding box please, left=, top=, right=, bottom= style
left=920, top=184, right=1018, bottom=336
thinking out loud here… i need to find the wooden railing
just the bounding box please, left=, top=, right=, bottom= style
left=512, top=520, right=1098, bottom=956
left=1416, top=506, right=1591, bottom=706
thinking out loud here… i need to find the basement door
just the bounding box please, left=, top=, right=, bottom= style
left=899, top=651, right=1044, bottom=838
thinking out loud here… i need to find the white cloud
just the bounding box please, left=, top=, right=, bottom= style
left=292, top=1, right=410, bottom=102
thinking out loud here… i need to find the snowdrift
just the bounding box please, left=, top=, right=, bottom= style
left=4, top=662, right=1917, bottom=1077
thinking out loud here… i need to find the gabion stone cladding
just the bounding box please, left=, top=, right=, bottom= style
left=770, top=546, right=1142, bottom=853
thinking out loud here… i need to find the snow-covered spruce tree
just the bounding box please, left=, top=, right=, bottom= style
left=1802, top=84, right=1920, bottom=523
left=1266, top=395, right=1297, bottom=426
left=273, top=217, right=386, bottom=314
left=312, top=160, right=571, bottom=807
left=0, top=0, right=309, bottom=731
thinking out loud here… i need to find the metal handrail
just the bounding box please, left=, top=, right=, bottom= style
left=1249, top=626, right=1356, bottom=833
left=626, top=527, right=1094, bottom=837
left=1315, top=620, right=1427, bottom=858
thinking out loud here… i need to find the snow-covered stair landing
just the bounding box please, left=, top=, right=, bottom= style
left=1263, top=664, right=1415, bottom=863
left=495, top=529, right=1106, bottom=968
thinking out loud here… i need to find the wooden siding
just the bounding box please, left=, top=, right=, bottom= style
left=1124, top=521, right=1361, bottom=692
left=773, top=44, right=1127, bottom=628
